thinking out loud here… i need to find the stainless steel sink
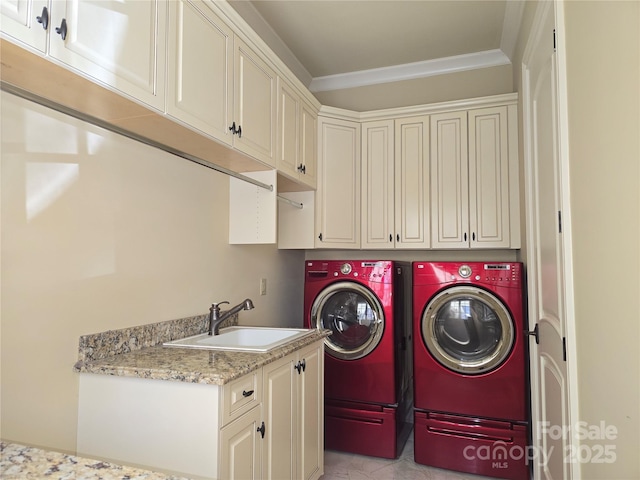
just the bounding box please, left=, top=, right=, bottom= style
left=163, top=326, right=312, bottom=353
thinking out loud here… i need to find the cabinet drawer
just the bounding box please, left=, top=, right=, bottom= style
left=222, top=370, right=262, bottom=426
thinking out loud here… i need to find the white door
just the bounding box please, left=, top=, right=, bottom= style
left=523, top=2, right=576, bottom=479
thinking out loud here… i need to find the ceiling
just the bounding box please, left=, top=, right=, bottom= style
left=228, top=0, right=525, bottom=110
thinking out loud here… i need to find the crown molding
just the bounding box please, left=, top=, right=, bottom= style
left=309, top=49, right=511, bottom=93
left=319, top=93, right=518, bottom=122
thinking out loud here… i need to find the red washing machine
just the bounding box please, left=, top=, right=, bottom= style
left=413, top=262, right=530, bottom=480
left=304, top=260, right=412, bottom=459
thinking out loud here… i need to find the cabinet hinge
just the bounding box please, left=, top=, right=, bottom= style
left=562, top=337, right=567, bottom=362
left=558, top=211, right=562, bottom=233
left=553, top=28, right=557, bottom=52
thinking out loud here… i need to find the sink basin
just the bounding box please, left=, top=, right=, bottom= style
left=163, top=326, right=312, bottom=353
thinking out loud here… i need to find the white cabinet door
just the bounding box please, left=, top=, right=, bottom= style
left=262, top=341, right=324, bottom=480
left=1, top=0, right=49, bottom=52
left=276, top=78, right=301, bottom=180
left=296, top=342, right=324, bottom=480
left=276, top=78, right=318, bottom=190
left=299, top=101, right=318, bottom=189
left=430, top=107, right=518, bottom=249
left=220, top=406, right=263, bottom=480
left=430, top=111, right=469, bottom=249
left=468, top=105, right=513, bottom=248
left=316, top=116, right=361, bottom=248
left=167, top=0, right=233, bottom=143
left=262, top=355, right=295, bottom=480
left=395, top=115, right=431, bottom=249
left=233, top=36, right=277, bottom=167
left=361, top=120, right=395, bottom=249
left=46, top=0, right=167, bottom=111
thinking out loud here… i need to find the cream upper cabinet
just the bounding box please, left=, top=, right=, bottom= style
left=1, top=0, right=49, bottom=52
left=1, top=0, right=167, bottom=110
left=50, top=0, right=167, bottom=111
left=233, top=36, right=277, bottom=167
left=430, top=111, right=469, bottom=248
left=361, top=120, right=395, bottom=249
left=431, top=105, right=519, bottom=249
left=276, top=77, right=317, bottom=189
left=167, top=0, right=233, bottom=143
left=394, top=115, right=431, bottom=249
left=361, top=117, right=430, bottom=249
left=316, top=116, right=361, bottom=248
left=167, top=1, right=276, bottom=167
left=299, top=102, right=318, bottom=189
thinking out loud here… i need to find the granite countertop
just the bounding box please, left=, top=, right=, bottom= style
left=73, top=314, right=330, bottom=386
left=0, top=442, right=191, bottom=479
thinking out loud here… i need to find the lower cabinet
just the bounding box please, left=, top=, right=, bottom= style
left=77, top=340, right=324, bottom=480
left=220, top=406, right=263, bottom=480
left=262, top=341, right=324, bottom=480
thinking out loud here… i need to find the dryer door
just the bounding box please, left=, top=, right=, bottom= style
left=310, top=281, right=384, bottom=360
left=421, top=286, right=514, bottom=374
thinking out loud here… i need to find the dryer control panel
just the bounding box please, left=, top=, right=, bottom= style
left=305, top=260, right=395, bottom=283
left=414, top=262, right=522, bottom=288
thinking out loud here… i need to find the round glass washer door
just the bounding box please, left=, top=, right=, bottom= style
left=310, top=281, right=385, bottom=360
left=421, top=286, right=514, bottom=375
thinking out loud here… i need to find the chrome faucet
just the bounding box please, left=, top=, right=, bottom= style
left=208, top=299, right=255, bottom=335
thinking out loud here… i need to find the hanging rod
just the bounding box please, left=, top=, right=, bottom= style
left=0, top=81, right=274, bottom=192
left=277, top=195, right=303, bottom=209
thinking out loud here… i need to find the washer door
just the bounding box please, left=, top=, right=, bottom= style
left=310, top=281, right=384, bottom=360
left=421, top=286, right=514, bottom=374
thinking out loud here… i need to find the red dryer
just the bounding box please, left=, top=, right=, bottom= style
left=304, top=260, right=412, bottom=459
left=413, top=262, right=530, bottom=480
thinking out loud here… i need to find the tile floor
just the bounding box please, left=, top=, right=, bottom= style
left=321, top=433, right=499, bottom=480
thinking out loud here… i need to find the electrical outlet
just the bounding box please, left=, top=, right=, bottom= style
left=260, top=278, right=267, bottom=296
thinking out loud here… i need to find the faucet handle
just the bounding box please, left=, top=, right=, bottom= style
left=211, top=301, right=230, bottom=311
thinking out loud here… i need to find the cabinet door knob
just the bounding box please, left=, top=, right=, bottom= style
left=55, top=18, right=67, bottom=40
left=242, top=389, right=254, bottom=397
left=36, top=6, right=49, bottom=30
left=257, top=421, right=265, bottom=439
left=464, top=232, right=467, bottom=242
left=229, top=122, right=236, bottom=134
left=301, top=164, right=306, bottom=174
left=237, top=125, right=242, bottom=138
left=389, top=234, right=392, bottom=242
left=318, top=233, right=322, bottom=241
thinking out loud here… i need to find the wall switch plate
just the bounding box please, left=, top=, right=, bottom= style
left=259, top=278, right=267, bottom=296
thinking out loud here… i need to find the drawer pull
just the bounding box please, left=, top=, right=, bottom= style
left=242, top=389, right=254, bottom=397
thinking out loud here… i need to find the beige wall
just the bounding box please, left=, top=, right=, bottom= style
left=563, top=1, right=640, bottom=478
left=512, top=1, right=640, bottom=478
left=0, top=92, right=305, bottom=453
